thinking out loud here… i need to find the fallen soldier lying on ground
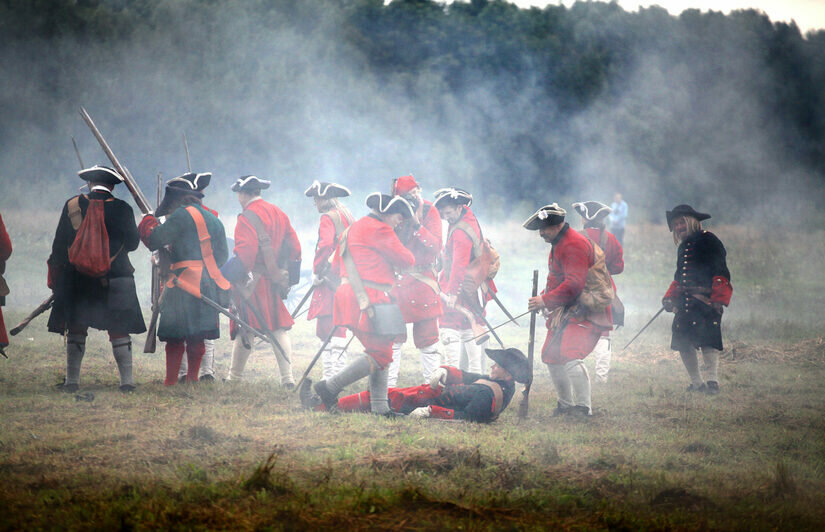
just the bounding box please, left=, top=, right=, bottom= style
left=300, top=348, right=529, bottom=423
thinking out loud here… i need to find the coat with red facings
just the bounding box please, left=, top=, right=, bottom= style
left=583, top=228, right=624, bottom=278
left=0, top=212, right=11, bottom=347
left=333, top=214, right=415, bottom=333
left=308, top=209, right=353, bottom=320
left=393, top=201, right=443, bottom=323
left=540, top=224, right=610, bottom=363
left=234, top=198, right=301, bottom=331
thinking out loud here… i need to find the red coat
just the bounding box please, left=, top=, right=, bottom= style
left=333, top=215, right=415, bottom=333
left=583, top=228, right=624, bottom=278
left=392, top=201, right=443, bottom=323
left=540, top=224, right=610, bottom=363
left=439, top=207, right=494, bottom=329
left=307, top=209, right=353, bottom=320
left=233, top=198, right=301, bottom=331
left=0, top=212, right=11, bottom=347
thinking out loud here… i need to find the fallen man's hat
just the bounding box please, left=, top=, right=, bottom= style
left=485, top=347, right=531, bottom=383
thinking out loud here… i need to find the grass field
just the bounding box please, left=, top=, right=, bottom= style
left=1, top=218, right=824, bottom=530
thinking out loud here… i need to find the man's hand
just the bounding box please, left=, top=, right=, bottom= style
left=409, top=406, right=431, bottom=418
left=444, top=293, right=457, bottom=309
left=312, top=274, right=325, bottom=286
left=662, top=298, right=675, bottom=313
left=429, top=367, right=448, bottom=390
left=527, top=296, right=545, bottom=312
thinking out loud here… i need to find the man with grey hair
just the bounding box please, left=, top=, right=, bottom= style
left=524, top=203, right=612, bottom=417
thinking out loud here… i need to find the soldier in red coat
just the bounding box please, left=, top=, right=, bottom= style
left=525, top=204, right=612, bottom=417
left=572, top=201, right=624, bottom=383
left=225, top=176, right=301, bottom=388
left=312, top=193, right=415, bottom=415
left=662, top=205, right=732, bottom=395
left=304, top=180, right=355, bottom=380
left=387, top=175, right=443, bottom=386
left=0, top=211, right=11, bottom=356
left=434, top=187, right=494, bottom=374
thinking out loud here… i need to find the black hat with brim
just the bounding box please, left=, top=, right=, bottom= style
left=666, top=204, right=711, bottom=230
left=78, top=165, right=124, bottom=186
left=572, top=201, right=611, bottom=222
left=155, top=175, right=204, bottom=217
left=231, top=175, right=271, bottom=194
left=485, top=347, right=531, bottom=384
left=304, top=180, right=351, bottom=199
left=523, top=203, right=566, bottom=230
left=433, top=187, right=473, bottom=209
left=365, top=193, right=414, bottom=218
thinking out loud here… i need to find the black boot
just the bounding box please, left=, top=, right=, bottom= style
left=313, top=380, right=339, bottom=412
left=705, top=381, right=720, bottom=395
left=299, top=379, right=321, bottom=410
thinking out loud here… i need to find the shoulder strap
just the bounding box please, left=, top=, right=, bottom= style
left=338, top=228, right=370, bottom=313
left=68, top=195, right=85, bottom=231
left=326, top=210, right=346, bottom=240
left=448, top=220, right=482, bottom=258
left=184, top=206, right=230, bottom=290
left=599, top=229, right=608, bottom=252
left=241, top=208, right=284, bottom=283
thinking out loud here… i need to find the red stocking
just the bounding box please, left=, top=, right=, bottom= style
left=185, top=339, right=205, bottom=382
left=165, top=341, right=185, bottom=386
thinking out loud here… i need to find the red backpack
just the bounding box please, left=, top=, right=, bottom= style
left=67, top=196, right=119, bottom=278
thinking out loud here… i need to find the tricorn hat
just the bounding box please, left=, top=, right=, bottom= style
left=78, top=165, right=124, bottom=186
left=173, top=172, right=212, bottom=192
left=304, top=180, right=351, bottom=199
left=572, top=201, right=611, bottom=222
left=485, top=347, right=531, bottom=384
left=155, top=173, right=204, bottom=217
left=666, top=204, right=710, bottom=230
left=393, top=175, right=419, bottom=196
left=433, top=187, right=472, bottom=209
left=231, top=175, right=271, bottom=194
left=522, top=203, right=566, bottom=230
left=365, top=193, right=414, bottom=218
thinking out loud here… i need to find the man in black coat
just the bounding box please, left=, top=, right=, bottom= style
left=662, top=205, right=732, bottom=395
left=47, top=166, right=146, bottom=392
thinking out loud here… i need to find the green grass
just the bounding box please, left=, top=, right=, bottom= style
left=2, top=219, right=825, bottom=529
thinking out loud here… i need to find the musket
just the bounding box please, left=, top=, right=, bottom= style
left=78, top=106, right=151, bottom=214
left=290, top=284, right=316, bottom=319
left=622, top=307, right=665, bottom=350
left=10, top=295, right=54, bottom=336
left=143, top=173, right=165, bottom=353
left=488, top=291, right=520, bottom=326
left=294, top=325, right=342, bottom=392
left=71, top=137, right=85, bottom=169
left=518, top=270, right=539, bottom=419
left=469, top=309, right=532, bottom=345
left=183, top=133, right=191, bottom=172
left=441, top=293, right=505, bottom=348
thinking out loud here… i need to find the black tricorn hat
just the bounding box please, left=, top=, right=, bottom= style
left=172, top=172, right=212, bottom=192
left=78, top=165, right=124, bottom=186
left=572, top=201, right=611, bottom=222
left=231, top=175, right=271, bottom=194
left=365, top=193, right=414, bottom=218
left=156, top=173, right=204, bottom=217
left=433, top=187, right=473, bottom=209
left=522, top=203, right=566, bottom=230
left=666, top=204, right=711, bottom=230
left=304, top=180, right=351, bottom=199
left=485, top=347, right=531, bottom=384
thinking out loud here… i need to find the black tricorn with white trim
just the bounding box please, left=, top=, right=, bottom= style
left=78, top=165, right=124, bottom=186
left=365, top=193, right=414, bottom=218
left=522, top=203, right=566, bottom=230
left=433, top=187, right=473, bottom=209
left=572, top=201, right=611, bottom=222
left=156, top=173, right=204, bottom=216
left=304, top=180, right=351, bottom=199
left=231, top=175, right=271, bottom=194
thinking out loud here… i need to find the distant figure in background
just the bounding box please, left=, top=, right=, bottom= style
left=0, top=211, right=11, bottom=356
left=138, top=174, right=229, bottom=386
left=572, top=201, right=624, bottom=383
left=388, top=175, right=443, bottom=387
left=48, top=166, right=146, bottom=392
left=225, top=176, right=301, bottom=388
left=175, top=172, right=218, bottom=383
left=662, top=205, right=732, bottom=395
left=524, top=204, right=612, bottom=418
left=608, top=193, right=628, bottom=245
left=304, top=180, right=354, bottom=380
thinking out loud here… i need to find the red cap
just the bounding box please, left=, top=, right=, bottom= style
left=394, top=175, right=419, bottom=195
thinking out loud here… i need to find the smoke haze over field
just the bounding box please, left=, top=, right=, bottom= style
left=0, top=0, right=823, bottom=233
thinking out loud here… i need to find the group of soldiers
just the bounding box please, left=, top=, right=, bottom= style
left=0, top=163, right=733, bottom=423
